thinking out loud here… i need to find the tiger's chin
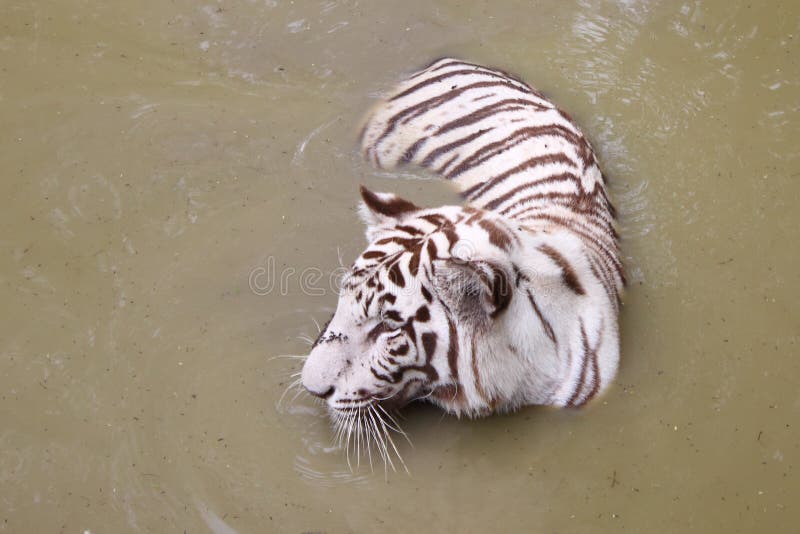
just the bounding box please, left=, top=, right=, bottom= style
left=430, top=384, right=493, bottom=417
left=430, top=384, right=463, bottom=404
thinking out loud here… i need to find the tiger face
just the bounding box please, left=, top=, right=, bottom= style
left=301, top=186, right=515, bottom=418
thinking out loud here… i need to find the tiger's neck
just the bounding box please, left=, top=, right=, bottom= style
left=439, top=228, right=620, bottom=415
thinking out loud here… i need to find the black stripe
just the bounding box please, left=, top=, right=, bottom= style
left=390, top=68, right=532, bottom=102
left=537, top=244, right=585, bottom=296
left=420, top=128, right=493, bottom=168
left=435, top=98, right=548, bottom=136
left=463, top=153, right=575, bottom=200
left=483, top=172, right=582, bottom=211
left=526, top=290, right=557, bottom=345
left=445, top=124, right=587, bottom=179
left=373, top=80, right=535, bottom=152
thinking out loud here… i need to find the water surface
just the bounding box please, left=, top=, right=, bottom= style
left=1, top=0, right=798, bottom=532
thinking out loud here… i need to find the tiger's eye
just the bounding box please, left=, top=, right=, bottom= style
left=367, top=321, right=393, bottom=341
left=381, top=309, right=403, bottom=325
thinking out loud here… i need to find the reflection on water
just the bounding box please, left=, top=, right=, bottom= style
left=294, top=456, right=370, bottom=488
left=272, top=342, right=374, bottom=488
left=196, top=502, right=239, bottom=534
left=277, top=360, right=377, bottom=487
left=1, top=0, right=798, bottom=531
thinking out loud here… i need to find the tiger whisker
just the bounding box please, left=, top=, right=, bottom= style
left=268, top=353, right=308, bottom=361
left=360, top=408, right=368, bottom=470
left=370, top=391, right=397, bottom=401
left=351, top=410, right=360, bottom=468
left=321, top=397, right=411, bottom=472
left=337, top=409, right=355, bottom=447
left=372, top=406, right=393, bottom=476
left=329, top=415, right=338, bottom=448
left=311, top=315, right=323, bottom=334
left=334, top=415, right=345, bottom=452
left=385, top=424, right=409, bottom=475
left=329, top=415, right=339, bottom=448
left=375, top=402, right=413, bottom=447
left=372, top=409, right=394, bottom=470
left=344, top=410, right=354, bottom=472
left=374, top=408, right=408, bottom=474
left=355, top=407, right=363, bottom=470
left=363, top=408, right=374, bottom=472
left=297, top=334, right=315, bottom=346
left=336, top=415, right=347, bottom=448
left=274, top=359, right=305, bottom=388
left=336, top=246, right=345, bottom=269
left=332, top=411, right=347, bottom=449
left=348, top=409, right=358, bottom=472
left=360, top=411, right=369, bottom=468
left=368, top=405, right=393, bottom=474
left=277, top=377, right=303, bottom=409
left=410, top=388, right=435, bottom=403
left=371, top=402, right=405, bottom=434
left=289, top=382, right=309, bottom=405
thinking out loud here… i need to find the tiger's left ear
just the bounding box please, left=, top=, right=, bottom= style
left=358, top=185, right=420, bottom=241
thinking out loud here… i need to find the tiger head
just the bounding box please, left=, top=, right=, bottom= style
left=301, top=186, right=518, bottom=418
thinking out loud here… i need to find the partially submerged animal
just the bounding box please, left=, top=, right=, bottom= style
left=300, top=58, right=623, bottom=456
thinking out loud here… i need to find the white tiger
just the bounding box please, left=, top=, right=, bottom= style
left=300, top=58, right=623, bottom=462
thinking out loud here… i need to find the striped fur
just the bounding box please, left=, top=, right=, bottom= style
left=302, top=59, right=623, bottom=425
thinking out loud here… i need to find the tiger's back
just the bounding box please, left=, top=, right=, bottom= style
left=361, top=58, right=623, bottom=309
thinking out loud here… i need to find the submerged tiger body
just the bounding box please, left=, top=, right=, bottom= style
left=302, top=59, right=623, bottom=424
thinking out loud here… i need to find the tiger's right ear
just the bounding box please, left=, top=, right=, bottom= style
left=432, top=258, right=513, bottom=328
left=358, top=185, right=420, bottom=242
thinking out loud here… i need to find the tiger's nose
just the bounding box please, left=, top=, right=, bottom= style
left=301, top=343, right=343, bottom=400
left=306, top=385, right=335, bottom=399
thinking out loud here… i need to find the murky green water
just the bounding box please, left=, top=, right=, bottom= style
left=1, top=0, right=798, bottom=532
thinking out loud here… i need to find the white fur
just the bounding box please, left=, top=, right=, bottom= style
left=302, top=58, right=622, bottom=418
